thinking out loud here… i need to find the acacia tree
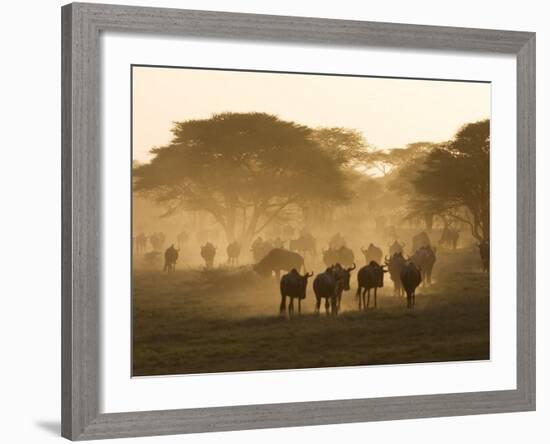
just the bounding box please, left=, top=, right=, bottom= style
left=133, top=112, right=349, bottom=246
left=408, top=119, right=490, bottom=240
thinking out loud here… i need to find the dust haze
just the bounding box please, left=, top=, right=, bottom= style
left=131, top=66, right=490, bottom=376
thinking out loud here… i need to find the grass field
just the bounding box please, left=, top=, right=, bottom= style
left=132, top=249, right=489, bottom=376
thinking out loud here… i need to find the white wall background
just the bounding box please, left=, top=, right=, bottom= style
left=0, top=0, right=545, bottom=442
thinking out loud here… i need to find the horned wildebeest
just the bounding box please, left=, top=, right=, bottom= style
left=279, top=269, right=314, bottom=316
left=356, top=261, right=387, bottom=309
left=361, top=243, right=383, bottom=265
left=253, top=248, right=304, bottom=281
left=400, top=261, right=422, bottom=308
left=412, top=231, right=431, bottom=254
left=337, top=245, right=355, bottom=268
left=412, top=245, right=436, bottom=286
left=479, top=239, right=490, bottom=272
left=333, top=263, right=356, bottom=311
left=163, top=244, right=179, bottom=272
left=439, top=227, right=459, bottom=250
left=200, top=242, right=216, bottom=268
left=385, top=252, right=407, bottom=296
left=388, top=240, right=404, bottom=257
left=313, top=266, right=339, bottom=315
left=226, top=241, right=241, bottom=266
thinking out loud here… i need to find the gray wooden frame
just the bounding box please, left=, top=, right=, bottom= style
left=61, top=2, right=536, bottom=440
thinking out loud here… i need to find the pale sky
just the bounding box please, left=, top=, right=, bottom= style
left=132, top=66, right=490, bottom=162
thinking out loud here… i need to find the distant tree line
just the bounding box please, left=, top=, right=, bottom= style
left=134, top=112, right=490, bottom=245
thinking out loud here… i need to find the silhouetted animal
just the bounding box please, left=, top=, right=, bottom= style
left=200, top=242, right=216, bottom=268
left=149, top=232, right=166, bottom=252
left=412, top=245, right=436, bottom=286
left=226, top=241, right=241, bottom=266
left=313, top=267, right=339, bottom=315
left=336, top=246, right=355, bottom=268
left=361, top=243, right=383, bottom=265
left=439, top=227, right=459, bottom=250
left=479, top=239, right=489, bottom=272
left=250, top=237, right=273, bottom=263
left=400, top=261, right=422, bottom=308
left=322, top=248, right=339, bottom=268
left=412, top=231, right=431, bottom=253
left=333, top=263, right=356, bottom=311
left=388, top=240, right=404, bottom=257
left=135, top=232, right=147, bottom=254
left=356, top=261, right=386, bottom=309
left=279, top=269, right=313, bottom=316
left=385, top=252, right=407, bottom=296
left=253, top=248, right=304, bottom=281
left=328, top=232, right=346, bottom=250
left=163, top=244, right=179, bottom=272
left=289, top=233, right=316, bottom=257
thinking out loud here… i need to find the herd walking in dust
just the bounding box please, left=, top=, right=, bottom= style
left=134, top=228, right=490, bottom=317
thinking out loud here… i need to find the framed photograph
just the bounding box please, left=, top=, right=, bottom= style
left=62, top=2, right=535, bottom=440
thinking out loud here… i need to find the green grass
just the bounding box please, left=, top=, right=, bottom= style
left=132, top=252, right=489, bottom=376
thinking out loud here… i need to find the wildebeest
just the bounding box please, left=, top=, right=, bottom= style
left=412, top=245, right=436, bottom=286
left=135, top=232, right=147, bottom=254
left=313, top=267, right=339, bottom=315
left=439, top=227, right=459, bottom=250
left=226, top=241, right=241, bottom=266
left=356, top=261, right=386, bottom=309
left=200, top=242, right=216, bottom=268
left=279, top=269, right=313, bottom=316
left=412, top=231, right=431, bottom=253
left=328, top=232, right=346, bottom=250
left=149, top=232, right=166, bottom=252
left=361, top=243, right=383, bottom=265
left=388, top=240, right=405, bottom=257
left=333, top=263, right=356, bottom=311
left=253, top=248, right=304, bottom=281
left=322, top=245, right=354, bottom=268
left=163, top=244, right=179, bottom=272
left=289, top=233, right=316, bottom=257
left=251, top=237, right=273, bottom=263
left=385, top=252, right=407, bottom=296
left=400, top=261, right=422, bottom=308
left=479, top=239, right=489, bottom=272
left=322, top=248, right=339, bottom=268
left=336, top=245, right=355, bottom=268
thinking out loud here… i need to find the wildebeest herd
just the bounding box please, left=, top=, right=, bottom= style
left=137, top=228, right=490, bottom=318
